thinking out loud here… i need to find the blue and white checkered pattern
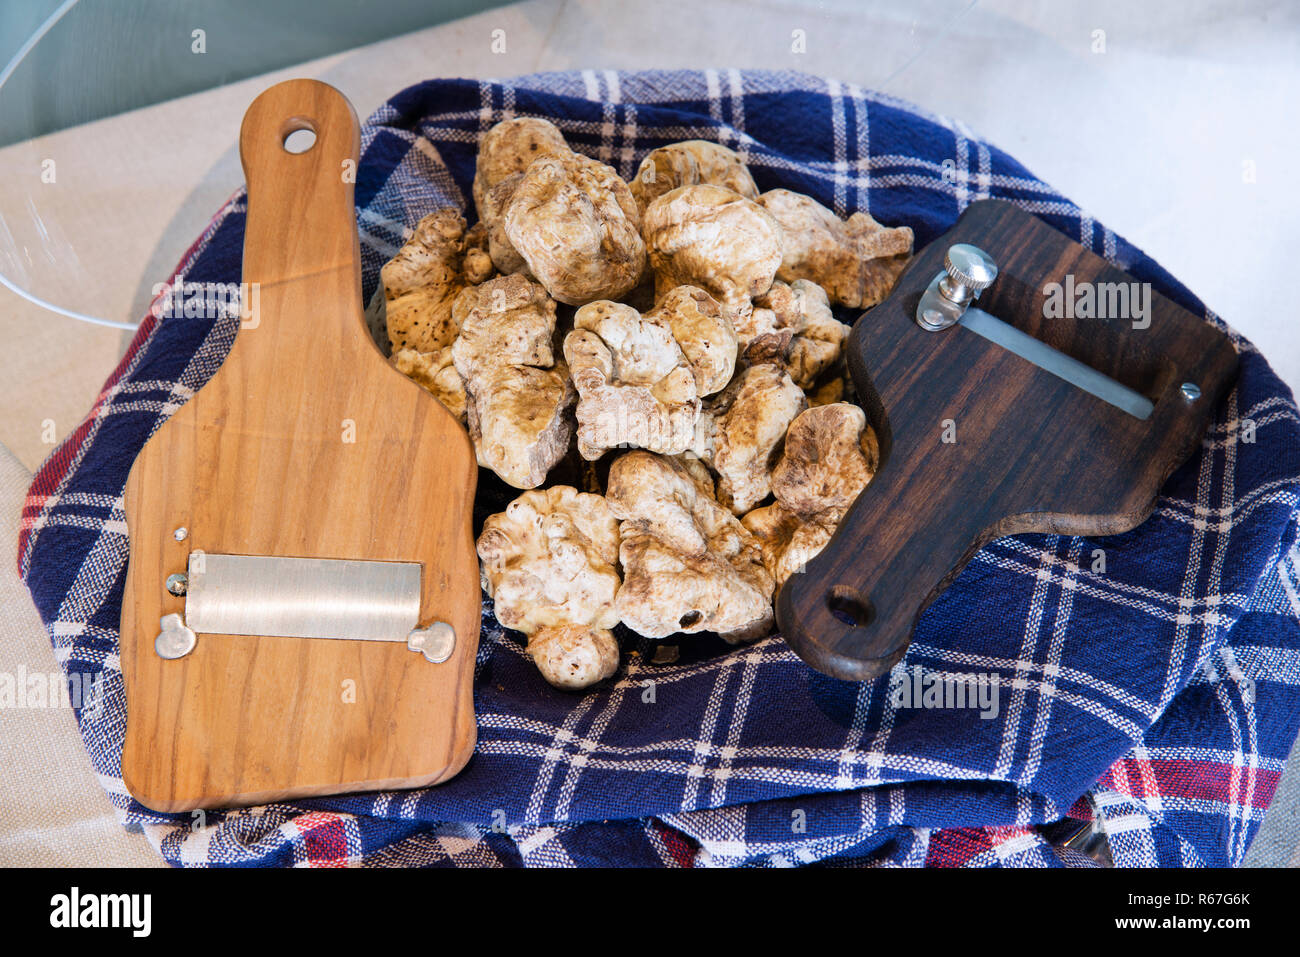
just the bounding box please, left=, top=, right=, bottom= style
left=18, top=70, right=1300, bottom=867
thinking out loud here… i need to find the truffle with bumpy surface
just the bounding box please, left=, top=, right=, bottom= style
left=607, top=451, right=774, bottom=642
left=757, top=188, right=913, bottom=310
left=477, top=486, right=623, bottom=690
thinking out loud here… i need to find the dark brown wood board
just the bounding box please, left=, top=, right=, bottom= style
left=776, top=199, right=1239, bottom=682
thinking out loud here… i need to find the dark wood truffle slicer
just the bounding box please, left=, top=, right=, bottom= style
left=776, top=199, right=1239, bottom=682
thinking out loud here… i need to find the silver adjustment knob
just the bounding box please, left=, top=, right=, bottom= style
left=939, top=243, right=998, bottom=305
left=155, top=613, right=197, bottom=659
left=407, top=621, right=456, bottom=664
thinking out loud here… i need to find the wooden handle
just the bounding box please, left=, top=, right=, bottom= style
left=776, top=444, right=992, bottom=681
left=238, top=78, right=362, bottom=344
left=776, top=200, right=1239, bottom=682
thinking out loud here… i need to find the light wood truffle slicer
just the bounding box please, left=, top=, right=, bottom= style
left=120, top=80, right=481, bottom=811
left=777, top=200, right=1239, bottom=682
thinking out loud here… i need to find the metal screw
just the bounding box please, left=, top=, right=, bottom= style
left=940, top=243, right=999, bottom=305
left=155, top=613, right=197, bottom=659
left=173, top=527, right=188, bottom=542
left=407, top=622, right=456, bottom=663
left=1180, top=382, right=1201, bottom=402
left=165, top=573, right=188, bottom=596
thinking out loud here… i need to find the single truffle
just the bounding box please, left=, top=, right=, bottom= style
left=367, top=208, right=493, bottom=355
left=647, top=285, right=738, bottom=397
left=771, top=402, right=878, bottom=520
left=642, top=184, right=784, bottom=325
left=692, top=363, right=808, bottom=515
left=743, top=279, right=851, bottom=389
left=630, top=140, right=759, bottom=214
left=564, top=299, right=701, bottom=460
left=389, top=346, right=467, bottom=422
left=477, top=486, right=622, bottom=689
left=757, top=188, right=913, bottom=309
left=451, top=275, right=575, bottom=488
left=505, top=152, right=645, bottom=305
left=741, top=502, right=837, bottom=587
left=607, top=451, right=774, bottom=642
left=472, top=117, right=571, bottom=215
left=467, top=362, right=576, bottom=490
left=742, top=402, right=880, bottom=586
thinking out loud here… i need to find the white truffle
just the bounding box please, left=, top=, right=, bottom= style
left=472, top=117, right=571, bottom=214
left=743, top=279, right=851, bottom=389
left=564, top=300, right=701, bottom=460
left=607, top=451, right=774, bottom=642
left=771, top=402, right=879, bottom=520
left=477, top=486, right=622, bottom=689
left=757, top=188, right=913, bottom=309
left=741, top=402, right=880, bottom=586
left=504, top=152, right=645, bottom=305
left=368, top=208, right=494, bottom=356
left=451, top=275, right=575, bottom=488
left=630, top=140, right=759, bottom=214
left=741, top=502, right=836, bottom=587
left=692, top=363, right=808, bottom=515
left=389, top=346, right=467, bottom=423
left=648, top=285, right=738, bottom=397
left=642, top=184, right=784, bottom=325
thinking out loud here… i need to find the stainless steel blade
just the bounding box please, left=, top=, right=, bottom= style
left=959, top=306, right=1154, bottom=420
left=186, top=553, right=421, bottom=641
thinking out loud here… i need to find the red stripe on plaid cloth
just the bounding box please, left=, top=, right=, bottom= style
left=16, top=191, right=242, bottom=575
left=650, top=819, right=697, bottom=867
left=1067, top=795, right=1094, bottom=820
left=16, top=310, right=156, bottom=567
left=294, top=811, right=351, bottom=867
left=924, top=825, right=1038, bottom=867
left=1099, top=756, right=1281, bottom=810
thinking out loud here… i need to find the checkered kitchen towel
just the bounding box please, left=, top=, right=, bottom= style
left=18, top=70, right=1300, bottom=867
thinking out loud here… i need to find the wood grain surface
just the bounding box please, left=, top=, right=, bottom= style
left=120, top=79, right=481, bottom=811
left=777, top=199, right=1239, bottom=682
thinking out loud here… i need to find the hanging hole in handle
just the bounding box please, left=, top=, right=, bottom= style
left=281, top=119, right=317, bottom=154
left=827, top=585, right=874, bottom=627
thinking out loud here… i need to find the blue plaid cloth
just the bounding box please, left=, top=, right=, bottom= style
left=18, top=69, right=1300, bottom=867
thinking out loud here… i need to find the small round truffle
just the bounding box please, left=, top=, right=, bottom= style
left=527, top=624, right=620, bottom=690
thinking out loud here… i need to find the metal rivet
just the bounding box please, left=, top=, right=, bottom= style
left=1180, top=382, right=1201, bottom=402
left=165, top=573, right=188, bottom=596
left=155, top=613, right=197, bottom=659
left=173, top=527, right=188, bottom=542
left=407, top=622, right=456, bottom=663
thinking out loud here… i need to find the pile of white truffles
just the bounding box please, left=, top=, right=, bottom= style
left=368, top=118, right=913, bottom=690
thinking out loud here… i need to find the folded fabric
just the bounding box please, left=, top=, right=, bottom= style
left=18, top=69, right=1300, bottom=867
